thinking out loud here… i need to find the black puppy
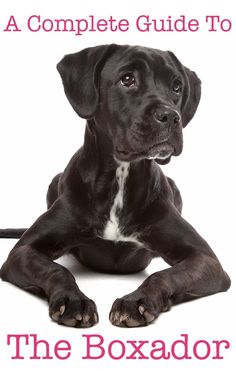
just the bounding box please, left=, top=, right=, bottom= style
left=0, top=44, right=230, bottom=327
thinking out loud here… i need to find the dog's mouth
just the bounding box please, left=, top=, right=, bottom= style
left=146, top=142, right=174, bottom=164
left=115, top=142, right=175, bottom=164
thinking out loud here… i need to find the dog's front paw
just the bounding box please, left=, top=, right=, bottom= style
left=109, top=291, right=162, bottom=327
left=49, top=291, right=98, bottom=328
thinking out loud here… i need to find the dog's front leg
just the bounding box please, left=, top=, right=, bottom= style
left=110, top=205, right=231, bottom=327
left=0, top=200, right=98, bottom=327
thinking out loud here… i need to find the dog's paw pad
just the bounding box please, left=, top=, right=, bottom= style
left=51, top=304, right=66, bottom=321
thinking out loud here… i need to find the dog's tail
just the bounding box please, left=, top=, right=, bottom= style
left=0, top=228, right=27, bottom=239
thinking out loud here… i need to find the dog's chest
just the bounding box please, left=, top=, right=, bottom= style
left=101, top=162, right=143, bottom=247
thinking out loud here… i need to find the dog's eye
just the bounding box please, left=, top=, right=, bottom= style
left=172, top=80, right=182, bottom=94
left=121, top=73, right=136, bottom=87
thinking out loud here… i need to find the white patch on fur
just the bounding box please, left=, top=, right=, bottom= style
left=148, top=154, right=171, bottom=160
left=102, top=162, right=143, bottom=247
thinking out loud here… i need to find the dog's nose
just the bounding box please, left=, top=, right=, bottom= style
left=153, top=108, right=180, bottom=126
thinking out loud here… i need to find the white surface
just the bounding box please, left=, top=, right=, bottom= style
left=0, top=0, right=235, bottom=370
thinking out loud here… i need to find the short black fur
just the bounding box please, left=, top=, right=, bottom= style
left=0, top=44, right=230, bottom=328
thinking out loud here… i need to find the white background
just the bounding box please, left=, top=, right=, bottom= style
left=0, top=0, right=235, bottom=370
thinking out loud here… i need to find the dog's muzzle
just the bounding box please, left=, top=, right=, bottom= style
left=114, top=105, right=182, bottom=163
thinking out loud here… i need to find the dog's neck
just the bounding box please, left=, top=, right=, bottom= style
left=61, top=119, right=163, bottom=217
left=83, top=119, right=121, bottom=170
left=78, top=120, right=162, bottom=194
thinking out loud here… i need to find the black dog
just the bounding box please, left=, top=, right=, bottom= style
left=0, top=44, right=231, bottom=327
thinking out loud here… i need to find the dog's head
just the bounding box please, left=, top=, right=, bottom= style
left=57, top=44, right=201, bottom=164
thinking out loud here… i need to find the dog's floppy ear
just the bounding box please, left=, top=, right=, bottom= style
left=57, top=44, right=117, bottom=119
left=168, top=51, right=201, bottom=128
left=181, top=67, right=201, bottom=127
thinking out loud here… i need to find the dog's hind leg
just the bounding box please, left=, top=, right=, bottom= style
left=0, top=173, right=63, bottom=239
left=46, top=173, right=62, bottom=209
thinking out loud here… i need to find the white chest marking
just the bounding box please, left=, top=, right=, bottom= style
left=102, top=162, right=143, bottom=247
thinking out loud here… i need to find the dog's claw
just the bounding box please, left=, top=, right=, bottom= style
left=139, top=305, right=155, bottom=322
left=51, top=311, right=61, bottom=322
left=82, top=314, right=90, bottom=325
left=75, top=313, right=82, bottom=321
left=63, top=318, right=77, bottom=327
left=126, top=318, right=143, bottom=327
left=60, top=304, right=66, bottom=315
left=111, top=312, right=129, bottom=326
left=138, top=305, right=145, bottom=315
left=143, top=310, right=155, bottom=323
